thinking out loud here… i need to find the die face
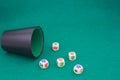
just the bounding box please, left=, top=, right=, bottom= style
left=53, top=42, right=59, bottom=46
left=70, top=56, right=76, bottom=60
left=41, top=59, right=47, bottom=63
left=44, top=63, right=49, bottom=68
left=69, top=52, right=75, bottom=56
left=69, top=52, right=76, bottom=56
left=53, top=46, right=59, bottom=51
left=58, top=58, right=64, bottom=62
left=75, top=64, right=83, bottom=70
left=74, top=68, right=82, bottom=74
left=58, top=62, right=65, bottom=67
left=74, top=69, right=78, bottom=73
left=57, top=58, right=64, bottom=62
left=39, top=62, right=43, bottom=68
left=57, top=62, right=65, bottom=67
left=53, top=46, right=58, bottom=50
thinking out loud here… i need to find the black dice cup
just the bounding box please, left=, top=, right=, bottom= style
left=1, top=26, right=44, bottom=58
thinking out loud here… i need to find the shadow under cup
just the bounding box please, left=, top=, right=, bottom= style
left=1, top=26, right=44, bottom=58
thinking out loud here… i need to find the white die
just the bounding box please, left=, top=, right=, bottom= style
left=56, top=58, right=65, bottom=67
left=68, top=51, right=76, bottom=61
left=73, top=64, right=83, bottom=74
left=52, top=42, right=59, bottom=51
left=39, top=59, right=49, bottom=69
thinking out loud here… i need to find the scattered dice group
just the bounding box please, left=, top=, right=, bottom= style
left=39, top=42, right=84, bottom=75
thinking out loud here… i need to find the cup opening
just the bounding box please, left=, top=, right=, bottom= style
left=31, top=28, right=43, bottom=57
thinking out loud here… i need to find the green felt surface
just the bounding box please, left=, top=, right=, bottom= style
left=0, top=0, right=120, bottom=80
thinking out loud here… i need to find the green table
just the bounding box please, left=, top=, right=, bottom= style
left=0, top=0, right=120, bottom=80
